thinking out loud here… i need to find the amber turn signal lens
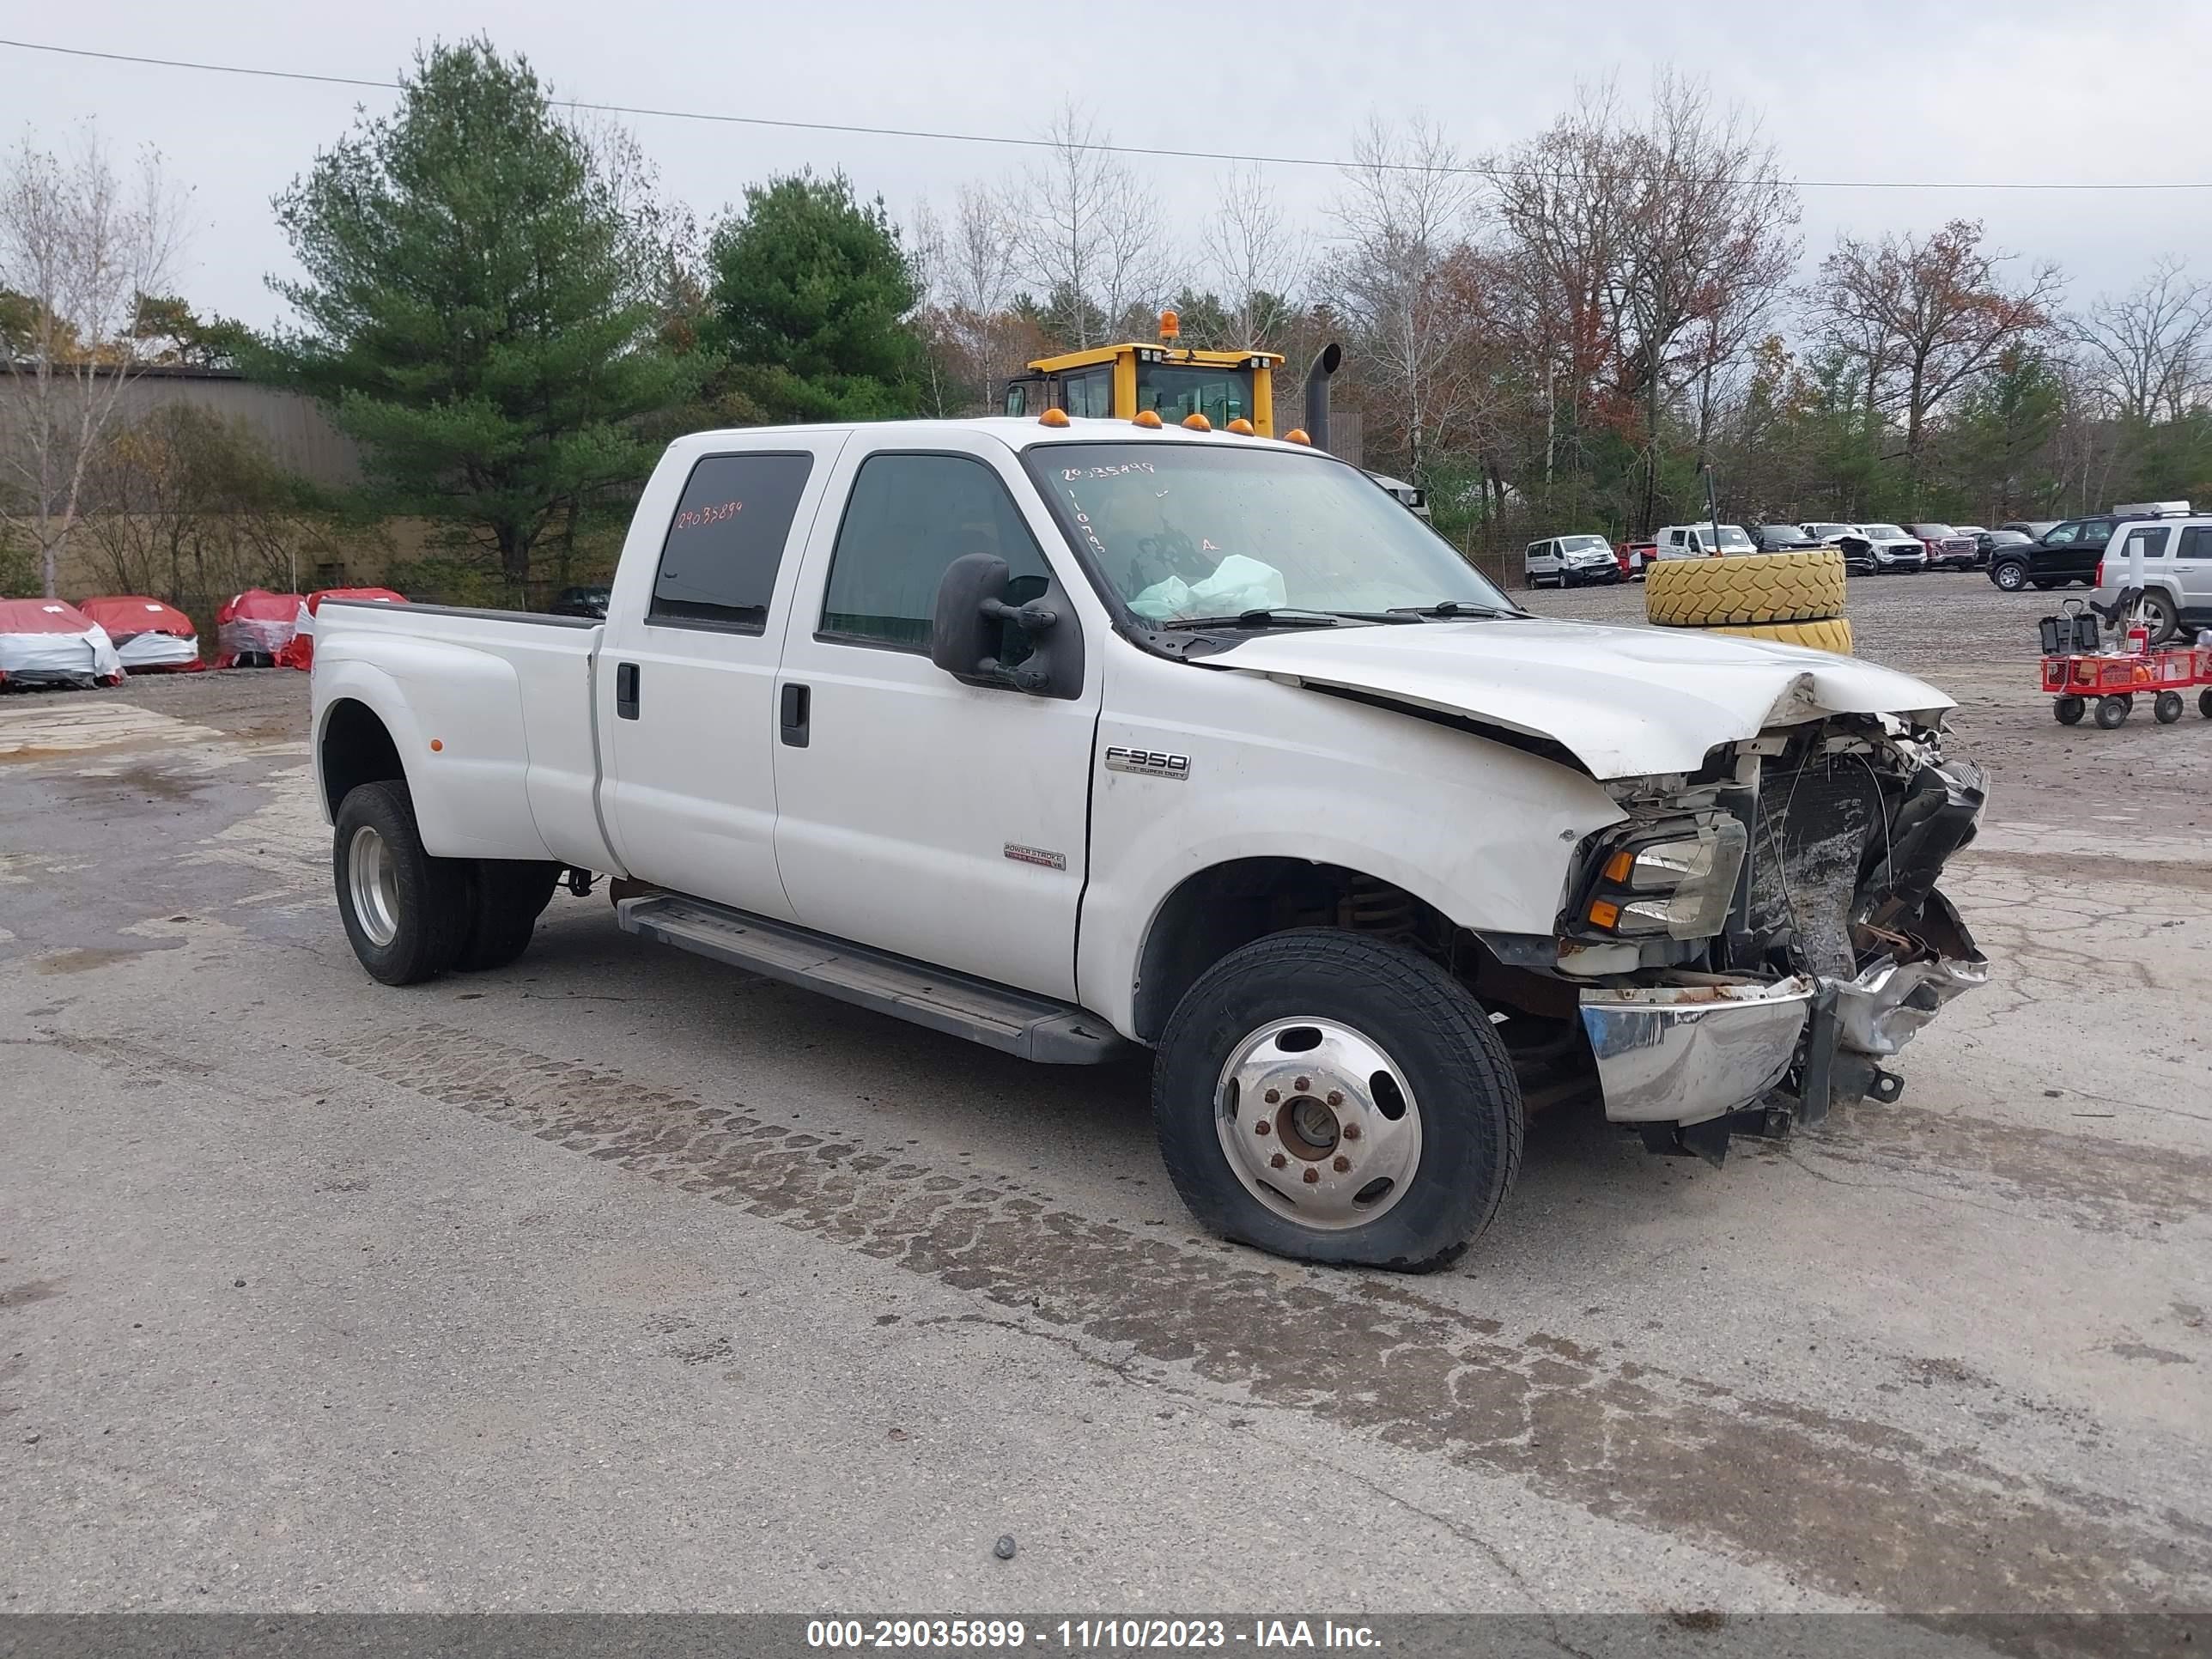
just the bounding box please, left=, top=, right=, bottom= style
left=1181, top=412, right=1212, bottom=431
left=1038, top=408, right=1070, bottom=427
left=1284, top=428, right=1311, bottom=445
left=1132, top=410, right=1163, bottom=428
left=1587, top=898, right=1621, bottom=929
left=1225, top=417, right=1255, bottom=434
left=1603, top=850, right=1635, bottom=883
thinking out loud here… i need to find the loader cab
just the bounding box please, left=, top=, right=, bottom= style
left=1003, top=316, right=1283, bottom=436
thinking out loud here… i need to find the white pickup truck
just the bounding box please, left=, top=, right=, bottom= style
left=312, top=416, right=1989, bottom=1270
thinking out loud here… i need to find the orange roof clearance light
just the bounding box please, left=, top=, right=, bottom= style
left=1158, top=308, right=1180, bottom=341
left=1181, top=412, right=1212, bottom=431
left=1225, top=417, right=1255, bottom=435
left=1284, top=428, right=1312, bottom=445
left=1132, top=409, right=1164, bottom=428
left=1038, top=407, right=1071, bottom=428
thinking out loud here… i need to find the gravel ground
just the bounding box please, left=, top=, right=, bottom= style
left=3, top=581, right=2208, bottom=1633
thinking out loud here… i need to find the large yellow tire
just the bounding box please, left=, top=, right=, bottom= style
left=1703, top=617, right=1855, bottom=655
left=1644, top=550, right=1846, bottom=626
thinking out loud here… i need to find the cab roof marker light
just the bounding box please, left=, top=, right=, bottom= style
left=1038, top=408, right=1070, bottom=428
left=1225, top=417, right=1255, bottom=435
left=1182, top=412, right=1212, bottom=432
left=1132, top=410, right=1164, bottom=428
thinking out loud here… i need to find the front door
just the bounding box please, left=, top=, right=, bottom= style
left=771, top=440, right=1102, bottom=1000
left=600, top=435, right=849, bottom=916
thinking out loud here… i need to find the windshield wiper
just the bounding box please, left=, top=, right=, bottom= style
left=1387, top=599, right=1521, bottom=620
left=1161, top=607, right=1351, bottom=630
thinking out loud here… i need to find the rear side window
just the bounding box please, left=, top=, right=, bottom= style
left=2179, top=526, right=2212, bottom=560
left=648, top=452, right=815, bottom=631
left=2119, top=526, right=2171, bottom=559
left=821, top=453, right=1052, bottom=652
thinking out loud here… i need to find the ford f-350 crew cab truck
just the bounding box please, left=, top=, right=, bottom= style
left=312, top=417, right=1989, bottom=1271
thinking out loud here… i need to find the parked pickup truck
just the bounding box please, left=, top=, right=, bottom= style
left=313, top=417, right=1990, bottom=1270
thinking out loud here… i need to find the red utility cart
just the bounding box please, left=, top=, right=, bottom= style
left=2040, top=643, right=2212, bottom=729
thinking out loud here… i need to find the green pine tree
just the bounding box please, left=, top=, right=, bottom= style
left=254, top=40, right=692, bottom=593
left=704, top=172, right=924, bottom=423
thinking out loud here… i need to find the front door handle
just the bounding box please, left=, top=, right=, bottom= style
left=616, top=661, right=640, bottom=720
left=780, top=683, right=810, bottom=748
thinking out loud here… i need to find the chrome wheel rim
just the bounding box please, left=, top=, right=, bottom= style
left=1214, top=1017, right=1422, bottom=1231
left=347, top=824, right=401, bottom=949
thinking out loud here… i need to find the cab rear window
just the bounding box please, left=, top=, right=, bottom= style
left=648, top=452, right=815, bottom=631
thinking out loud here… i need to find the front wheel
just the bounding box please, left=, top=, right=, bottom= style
left=2054, top=696, right=2085, bottom=725
left=1152, top=929, right=1522, bottom=1272
left=2095, top=696, right=2130, bottom=729
left=2154, top=691, right=2184, bottom=725
left=456, top=860, right=562, bottom=971
left=333, top=781, right=468, bottom=985
left=1990, top=562, right=2027, bottom=591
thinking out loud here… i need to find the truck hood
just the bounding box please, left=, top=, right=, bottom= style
left=1203, top=617, right=1954, bottom=779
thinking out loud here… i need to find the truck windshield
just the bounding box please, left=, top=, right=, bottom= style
left=1026, top=442, right=1511, bottom=623
left=1134, top=366, right=1255, bottom=430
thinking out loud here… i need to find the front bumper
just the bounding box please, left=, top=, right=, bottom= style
left=1578, top=909, right=1988, bottom=1127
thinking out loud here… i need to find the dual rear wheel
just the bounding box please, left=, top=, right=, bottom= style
left=333, top=781, right=559, bottom=986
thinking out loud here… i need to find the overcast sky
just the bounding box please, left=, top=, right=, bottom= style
left=4, top=0, right=2209, bottom=332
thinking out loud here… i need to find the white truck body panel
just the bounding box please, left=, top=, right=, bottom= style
left=1202, top=618, right=1954, bottom=780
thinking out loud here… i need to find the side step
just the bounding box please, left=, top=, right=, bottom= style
left=615, top=893, right=1128, bottom=1066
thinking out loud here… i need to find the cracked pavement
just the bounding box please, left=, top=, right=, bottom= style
left=1, top=574, right=2207, bottom=1635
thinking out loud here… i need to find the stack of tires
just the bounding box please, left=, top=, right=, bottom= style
left=1643, top=550, right=1852, bottom=654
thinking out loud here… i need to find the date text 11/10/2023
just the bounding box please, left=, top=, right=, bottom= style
left=805, top=1618, right=1381, bottom=1650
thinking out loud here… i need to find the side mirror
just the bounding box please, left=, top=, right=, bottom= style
left=929, top=552, right=1085, bottom=700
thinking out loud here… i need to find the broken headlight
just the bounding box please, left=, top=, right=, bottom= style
left=1577, top=818, right=1747, bottom=941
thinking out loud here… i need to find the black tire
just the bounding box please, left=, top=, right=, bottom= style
left=2140, top=592, right=2179, bottom=646
left=2053, top=696, right=2085, bottom=725
left=2201, top=689, right=2212, bottom=720
left=1152, top=928, right=1522, bottom=1272
left=2032, top=578, right=2063, bottom=592
left=2154, top=691, right=2184, bottom=725
left=1990, top=562, right=2027, bottom=591
left=455, top=860, right=562, bottom=972
left=2094, top=696, right=2130, bottom=730
left=332, top=781, right=469, bottom=985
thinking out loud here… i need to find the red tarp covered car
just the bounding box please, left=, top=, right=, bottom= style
left=76, top=595, right=204, bottom=672
left=212, top=589, right=306, bottom=668
left=275, top=587, right=408, bottom=671
left=0, top=598, right=125, bottom=689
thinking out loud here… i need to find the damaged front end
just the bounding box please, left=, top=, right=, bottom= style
left=1565, top=716, right=1988, bottom=1160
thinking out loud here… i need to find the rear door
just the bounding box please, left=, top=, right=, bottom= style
left=769, top=434, right=1103, bottom=1000
left=599, top=434, right=849, bottom=915
left=2174, top=524, right=2212, bottom=617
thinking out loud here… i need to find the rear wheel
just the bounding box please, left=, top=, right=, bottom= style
left=2053, top=696, right=2085, bottom=725
left=2154, top=691, right=2184, bottom=725
left=2032, top=578, right=2062, bottom=592
left=1152, top=929, right=1522, bottom=1272
left=2139, top=591, right=2179, bottom=645
left=2200, top=690, right=2212, bottom=720
left=333, top=781, right=467, bottom=985
left=455, top=860, right=562, bottom=971
left=2094, top=696, right=2130, bottom=729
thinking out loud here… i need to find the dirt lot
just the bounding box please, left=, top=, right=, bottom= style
left=2, top=571, right=2208, bottom=1633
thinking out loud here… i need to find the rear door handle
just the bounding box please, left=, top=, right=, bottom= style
left=780, top=683, right=810, bottom=748
left=616, top=661, right=640, bottom=720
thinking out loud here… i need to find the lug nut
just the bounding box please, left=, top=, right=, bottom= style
left=1263, top=1088, right=1280, bottom=1104
left=1301, top=1167, right=1320, bottom=1184
left=1342, top=1124, right=1361, bottom=1141
left=1254, top=1121, right=1271, bottom=1136
left=1333, top=1156, right=1350, bottom=1173
left=1269, top=1152, right=1287, bottom=1170
left=1295, top=1077, right=1311, bottom=1091
left=1327, top=1091, right=1343, bottom=1107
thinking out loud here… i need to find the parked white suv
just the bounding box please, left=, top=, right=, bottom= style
left=309, top=417, right=1987, bottom=1270
left=1652, top=523, right=1757, bottom=560
left=1525, top=533, right=1621, bottom=587
left=2091, top=515, right=2212, bottom=644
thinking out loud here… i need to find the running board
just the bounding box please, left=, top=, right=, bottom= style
left=615, top=894, right=1127, bottom=1066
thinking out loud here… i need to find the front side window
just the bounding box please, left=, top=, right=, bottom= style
left=2043, top=522, right=2080, bottom=546
left=822, top=453, right=1053, bottom=652
left=1135, top=365, right=1255, bottom=429
left=1026, top=442, right=1510, bottom=622
left=648, top=453, right=815, bottom=630
left=1063, top=369, right=1114, bottom=418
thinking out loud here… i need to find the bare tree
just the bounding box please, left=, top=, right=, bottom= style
left=1324, top=114, right=1482, bottom=479
left=2069, top=255, right=2209, bottom=422
left=1208, top=164, right=1301, bottom=350
left=0, top=126, right=188, bottom=597
left=1010, top=105, right=1163, bottom=349
left=1808, top=219, right=2063, bottom=482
